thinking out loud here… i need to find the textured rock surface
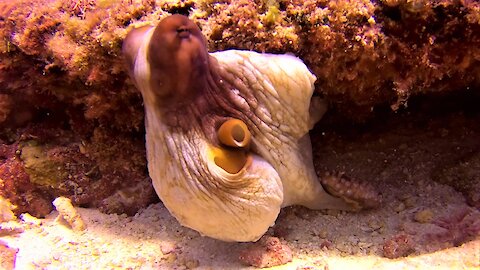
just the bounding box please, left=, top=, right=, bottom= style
left=0, top=241, right=17, bottom=270
left=1, top=0, right=478, bottom=121
left=238, top=236, right=293, bottom=268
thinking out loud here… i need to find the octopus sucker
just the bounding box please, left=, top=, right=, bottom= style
left=321, top=172, right=381, bottom=210
left=123, top=14, right=379, bottom=242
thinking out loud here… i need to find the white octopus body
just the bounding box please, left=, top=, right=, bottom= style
left=126, top=18, right=353, bottom=242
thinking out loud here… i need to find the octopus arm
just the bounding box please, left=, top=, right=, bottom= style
left=211, top=50, right=319, bottom=139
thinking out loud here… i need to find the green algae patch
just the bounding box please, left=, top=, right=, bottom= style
left=20, top=141, right=68, bottom=188
left=263, top=5, right=282, bottom=26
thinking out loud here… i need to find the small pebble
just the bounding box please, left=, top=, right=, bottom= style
left=403, top=197, right=416, bottom=208
left=184, top=259, right=199, bottom=269
left=319, top=240, right=333, bottom=250
left=160, top=242, right=176, bottom=255
left=53, top=197, right=86, bottom=231
left=383, top=234, right=415, bottom=259
left=91, top=249, right=100, bottom=256
left=317, top=229, right=328, bottom=239
left=414, top=209, right=434, bottom=223
left=358, top=241, right=373, bottom=249
left=368, top=219, right=383, bottom=231
left=325, top=209, right=341, bottom=216
left=395, top=202, right=406, bottom=212
left=163, top=253, right=177, bottom=264
left=52, top=252, right=61, bottom=261
left=239, top=236, right=293, bottom=268
left=20, top=213, right=42, bottom=226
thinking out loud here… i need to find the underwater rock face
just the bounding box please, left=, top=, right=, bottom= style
left=0, top=0, right=478, bottom=125
left=0, top=126, right=156, bottom=217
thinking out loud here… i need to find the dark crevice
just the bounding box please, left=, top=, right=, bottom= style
left=166, top=3, right=194, bottom=16
left=382, top=6, right=402, bottom=22
left=316, top=88, right=480, bottom=135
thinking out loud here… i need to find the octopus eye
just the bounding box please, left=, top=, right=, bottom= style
left=217, top=119, right=251, bottom=148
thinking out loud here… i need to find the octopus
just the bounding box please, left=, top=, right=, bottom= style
left=123, top=14, right=379, bottom=242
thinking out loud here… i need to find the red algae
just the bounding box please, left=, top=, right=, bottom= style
left=383, top=234, right=415, bottom=259
left=0, top=142, right=52, bottom=217
left=425, top=209, right=480, bottom=250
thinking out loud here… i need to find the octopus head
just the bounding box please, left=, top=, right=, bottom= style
left=123, top=14, right=209, bottom=106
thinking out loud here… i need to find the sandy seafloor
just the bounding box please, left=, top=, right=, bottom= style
left=2, top=201, right=480, bottom=270
left=2, top=106, right=480, bottom=269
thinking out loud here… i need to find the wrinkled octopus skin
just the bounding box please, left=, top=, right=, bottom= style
left=123, top=15, right=377, bottom=242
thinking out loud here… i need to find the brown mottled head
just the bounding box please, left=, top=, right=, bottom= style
left=123, top=15, right=210, bottom=107
left=148, top=14, right=209, bottom=104
left=124, top=15, right=245, bottom=140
